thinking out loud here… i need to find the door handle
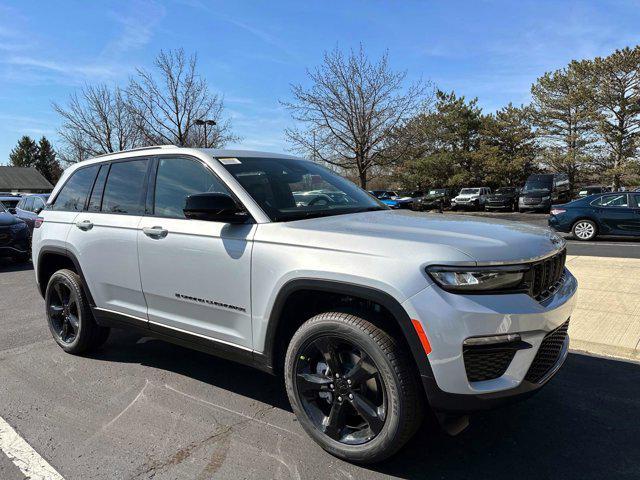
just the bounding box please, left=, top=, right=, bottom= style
left=142, top=226, right=168, bottom=239
left=76, top=220, right=93, bottom=231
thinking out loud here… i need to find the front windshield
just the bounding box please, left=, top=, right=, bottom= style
left=220, top=157, right=387, bottom=222
left=496, top=188, right=515, bottom=194
left=460, top=188, right=480, bottom=195
left=523, top=181, right=551, bottom=193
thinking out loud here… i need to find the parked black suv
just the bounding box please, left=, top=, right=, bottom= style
left=519, top=174, right=570, bottom=213
left=0, top=202, right=30, bottom=262
left=413, top=189, right=451, bottom=211
left=485, top=187, right=519, bottom=211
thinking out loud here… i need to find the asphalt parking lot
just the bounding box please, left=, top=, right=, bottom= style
left=1, top=212, right=639, bottom=479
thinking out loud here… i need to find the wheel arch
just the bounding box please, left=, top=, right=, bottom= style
left=262, top=279, right=433, bottom=382
left=37, top=247, right=95, bottom=306
left=571, top=216, right=601, bottom=235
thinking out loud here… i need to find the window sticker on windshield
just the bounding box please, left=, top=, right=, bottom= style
left=219, top=158, right=241, bottom=165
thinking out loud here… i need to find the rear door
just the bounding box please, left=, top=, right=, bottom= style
left=138, top=155, right=255, bottom=348
left=67, top=158, right=151, bottom=320
left=44, top=165, right=101, bottom=253
left=592, top=194, right=633, bottom=234
left=629, top=193, right=640, bottom=234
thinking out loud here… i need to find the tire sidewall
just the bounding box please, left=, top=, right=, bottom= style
left=284, top=315, right=406, bottom=462
left=45, top=270, right=85, bottom=352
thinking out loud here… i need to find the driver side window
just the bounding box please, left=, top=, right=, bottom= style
left=153, top=157, right=231, bottom=219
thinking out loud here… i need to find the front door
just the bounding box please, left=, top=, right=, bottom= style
left=138, top=156, right=255, bottom=349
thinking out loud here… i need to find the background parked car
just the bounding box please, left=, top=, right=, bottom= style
left=451, top=187, right=491, bottom=210
left=519, top=173, right=571, bottom=212
left=369, top=190, right=400, bottom=208
left=394, top=190, right=424, bottom=209
left=0, top=201, right=30, bottom=262
left=14, top=193, right=49, bottom=232
left=576, top=185, right=612, bottom=199
left=548, top=192, right=640, bottom=241
left=484, top=187, right=520, bottom=211
left=413, top=188, right=451, bottom=211
left=0, top=193, right=22, bottom=211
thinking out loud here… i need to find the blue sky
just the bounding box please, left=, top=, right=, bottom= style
left=1, top=0, right=640, bottom=164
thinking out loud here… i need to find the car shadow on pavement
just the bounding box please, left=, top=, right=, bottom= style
left=0, top=259, right=33, bottom=273
left=91, top=331, right=639, bottom=479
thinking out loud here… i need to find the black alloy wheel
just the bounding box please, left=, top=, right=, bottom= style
left=294, top=335, right=387, bottom=445
left=45, top=269, right=110, bottom=353
left=47, top=280, right=80, bottom=344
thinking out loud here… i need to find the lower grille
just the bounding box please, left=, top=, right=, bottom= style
left=525, top=320, right=570, bottom=383
left=463, top=348, right=516, bottom=382
left=524, top=197, right=542, bottom=204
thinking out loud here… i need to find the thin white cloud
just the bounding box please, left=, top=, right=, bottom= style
left=102, top=0, right=166, bottom=57
left=4, top=56, right=125, bottom=80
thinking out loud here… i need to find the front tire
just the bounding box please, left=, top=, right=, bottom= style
left=572, top=219, right=597, bottom=241
left=45, top=269, right=110, bottom=354
left=284, top=312, right=423, bottom=464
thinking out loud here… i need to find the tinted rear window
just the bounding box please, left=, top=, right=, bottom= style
left=101, top=160, right=148, bottom=215
left=51, top=165, right=99, bottom=211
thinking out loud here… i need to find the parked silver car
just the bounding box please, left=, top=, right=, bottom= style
left=32, top=147, right=577, bottom=463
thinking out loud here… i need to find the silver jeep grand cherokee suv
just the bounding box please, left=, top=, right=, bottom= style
left=32, top=146, right=577, bottom=463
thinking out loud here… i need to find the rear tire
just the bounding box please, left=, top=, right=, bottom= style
left=284, top=311, right=424, bottom=464
left=45, top=269, right=110, bottom=354
left=572, top=219, right=597, bottom=241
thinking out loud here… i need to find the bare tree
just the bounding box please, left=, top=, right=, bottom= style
left=127, top=49, right=237, bottom=148
left=282, top=46, right=429, bottom=188
left=54, top=85, right=142, bottom=163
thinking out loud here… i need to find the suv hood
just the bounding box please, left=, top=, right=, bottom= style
left=261, top=210, right=564, bottom=265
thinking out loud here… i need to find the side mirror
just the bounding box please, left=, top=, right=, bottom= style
left=8, top=208, right=16, bottom=215
left=34, top=207, right=43, bottom=215
left=183, top=193, right=250, bottom=224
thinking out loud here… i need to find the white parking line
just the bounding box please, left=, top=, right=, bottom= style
left=0, top=416, right=64, bottom=480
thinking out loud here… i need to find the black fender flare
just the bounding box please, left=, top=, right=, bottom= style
left=261, top=278, right=435, bottom=383
left=36, top=246, right=96, bottom=307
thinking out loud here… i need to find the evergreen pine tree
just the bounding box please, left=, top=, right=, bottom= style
left=35, top=137, right=63, bottom=184
left=9, top=136, right=39, bottom=168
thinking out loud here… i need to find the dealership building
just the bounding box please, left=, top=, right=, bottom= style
left=0, top=166, right=53, bottom=194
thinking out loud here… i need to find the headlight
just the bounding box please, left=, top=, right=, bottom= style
left=426, top=265, right=527, bottom=292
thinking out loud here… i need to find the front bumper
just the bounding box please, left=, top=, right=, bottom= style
left=519, top=198, right=551, bottom=211
left=402, top=269, right=577, bottom=412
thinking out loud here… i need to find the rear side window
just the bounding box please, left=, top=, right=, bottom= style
left=51, top=165, right=99, bottom=211
left=23, top=197, right=35, bottom=211
left=32, top=197, right=45, bottom=212
left=88, top=164, right=109, bottom=212
left=153, top=157, right=230, bottom=218
left=101, top=160, right=148, bottom=215
left=591, top=194, right=628, bottom=207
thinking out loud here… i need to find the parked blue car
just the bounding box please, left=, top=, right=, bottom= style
left=369, top=190, right=400, bottom=208
left=548, top=192, right=640, bottom=241
left=13, top=194, right=49, bottom=233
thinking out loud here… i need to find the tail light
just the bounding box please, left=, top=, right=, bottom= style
left=34, top=217, right=44, bottom=228
left=550, top=208, right=566, bottom=216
